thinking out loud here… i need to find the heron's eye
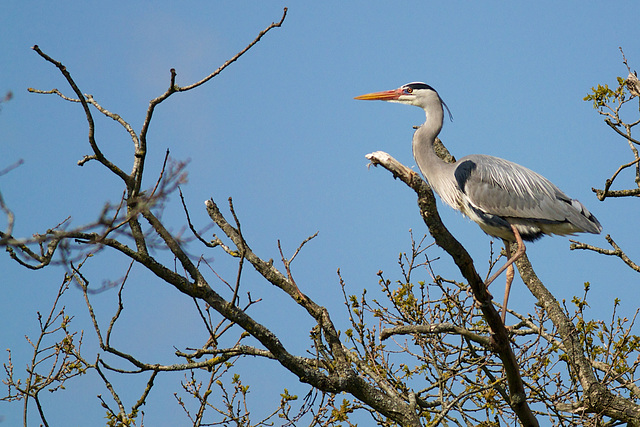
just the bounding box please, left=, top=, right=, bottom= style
left=405, top=87, right=413, bottom=94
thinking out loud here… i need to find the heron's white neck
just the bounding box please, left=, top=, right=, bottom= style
left=412, top=97, right=445, bottom=173
left=411, top=98, right=458, bottom=208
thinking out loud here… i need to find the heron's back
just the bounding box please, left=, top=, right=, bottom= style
left=431, top=154, right=602, bottom=241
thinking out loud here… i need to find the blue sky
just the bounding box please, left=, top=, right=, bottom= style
left=1, top=2, right=639, bottom=425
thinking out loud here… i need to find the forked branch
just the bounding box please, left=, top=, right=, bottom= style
left=136, top=7, right=288, bottom=196
left=30, top=46, right=131, bottom=185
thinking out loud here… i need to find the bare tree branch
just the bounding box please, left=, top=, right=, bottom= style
left=30, top=46, right=132, bottom=185
left=137, top=8, right=288, bottom=197
left=570, top=235, right=640, bottom=273
left=380, top=323, right=493, bottom=348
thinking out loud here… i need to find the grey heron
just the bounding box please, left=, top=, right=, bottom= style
left=355, top=82, right=602, bottom=322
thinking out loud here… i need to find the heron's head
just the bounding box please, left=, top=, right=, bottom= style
left=355, top=82, right=452, bottom=120
left=354, top=82, right=437, bottom=105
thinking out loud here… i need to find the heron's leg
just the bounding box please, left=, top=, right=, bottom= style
left=484, top=225, right=526, bottom=288
left=483, top=226, right=526, bottom=322
left=501, top=241, right=514, bottom=322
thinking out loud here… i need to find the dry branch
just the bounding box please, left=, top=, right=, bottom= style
left=571, top=235, right=640, bottom=273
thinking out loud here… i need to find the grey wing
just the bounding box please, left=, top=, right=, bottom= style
left=454, top=154, right=601, bottom=238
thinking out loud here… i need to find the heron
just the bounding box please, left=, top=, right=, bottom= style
left=355, top=82, right=602, bottom=322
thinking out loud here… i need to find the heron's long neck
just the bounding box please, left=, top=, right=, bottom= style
left=411, top=101, right=459, bottom=208
left=412, top=101, right=446, bottom=178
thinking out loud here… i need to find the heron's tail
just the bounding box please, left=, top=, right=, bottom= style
left=569, top=199, right=602, bottom=234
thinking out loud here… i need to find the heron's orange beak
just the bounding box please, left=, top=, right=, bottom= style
left=354, top=89, right=402, bottom=101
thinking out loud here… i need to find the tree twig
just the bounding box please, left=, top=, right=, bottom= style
left=570, top=235, right=640, bottom=273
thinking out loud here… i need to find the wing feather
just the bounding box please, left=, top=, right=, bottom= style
left=454, top=154, right=601, bottom=236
